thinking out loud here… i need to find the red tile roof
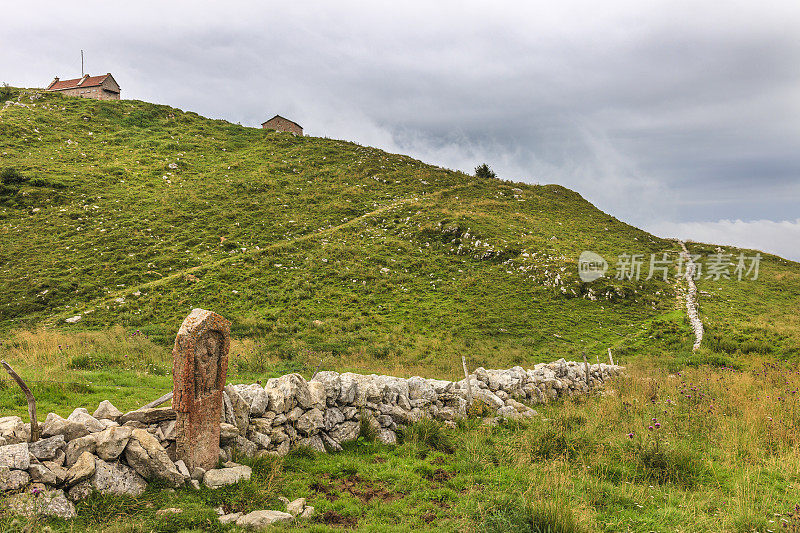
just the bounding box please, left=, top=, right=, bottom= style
left=46, top=74, right=113, bottom=91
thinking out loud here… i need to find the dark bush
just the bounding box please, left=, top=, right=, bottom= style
left=475, top=163, right=496, bottom=179
left=1, top=167, right=27, bottom=185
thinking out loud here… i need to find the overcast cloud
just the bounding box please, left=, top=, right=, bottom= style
left=2, top=1, right=799, bottom=260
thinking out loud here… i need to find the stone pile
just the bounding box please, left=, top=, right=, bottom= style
left=0, top=359, right=622, bottom=518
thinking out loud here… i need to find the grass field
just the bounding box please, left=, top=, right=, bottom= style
left=1, top=352, right=799, bottom=532
left=1, top=87, right=799, bottom=531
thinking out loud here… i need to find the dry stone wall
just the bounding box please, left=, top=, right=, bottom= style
left=0, top=360, right=622, bottom=517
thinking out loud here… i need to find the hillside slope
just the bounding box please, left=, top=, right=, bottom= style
left=1, top=88, right=798, bottom=370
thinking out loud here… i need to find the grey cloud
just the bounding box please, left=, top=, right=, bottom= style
left=2, top=0, right=798, bottom=260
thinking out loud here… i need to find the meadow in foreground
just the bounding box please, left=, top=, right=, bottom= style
left=1, top=330, right=798, bottom=532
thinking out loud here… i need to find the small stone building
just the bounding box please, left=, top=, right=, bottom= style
left=261, top=115, right=302, bottom=135
left=45, top=73, right=121, bottom=100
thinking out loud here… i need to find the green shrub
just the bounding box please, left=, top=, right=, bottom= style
left=1, top=167, right=27, bottom=185
left=635, top=443, right=704, bottom=487
left=400, top=419, right=455, bottom=454
left=481, top=495, right=585, bottom=533
left=475, top=163, right=497, bottom=179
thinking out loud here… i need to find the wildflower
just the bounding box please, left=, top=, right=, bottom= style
left=648, top=425, right=654, bottom=431
left=628, top=433, right=634, bottom=439
left=654, top=422, right=661, bottom=429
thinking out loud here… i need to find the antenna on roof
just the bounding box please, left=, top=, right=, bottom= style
left=81, top=50, right=84, bottom=77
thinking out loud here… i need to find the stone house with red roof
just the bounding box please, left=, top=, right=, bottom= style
left=261, top=115, right=302, bottom=136
left=45, top=73, right=121, bottom=100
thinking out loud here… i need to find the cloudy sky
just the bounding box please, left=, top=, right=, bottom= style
left=3, top=1, right=799, bottom=260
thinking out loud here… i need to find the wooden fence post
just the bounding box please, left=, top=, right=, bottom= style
left=2, top=360, right=39, bottom=442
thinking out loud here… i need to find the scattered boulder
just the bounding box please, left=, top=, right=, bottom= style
left=93, top=400, right=123, bottom=421
left=94, top=426, right=132, bottom=461
left=236, top=509, right=294, bottom=528
left=0, top=416, right=29, bottom=445
left=118, top=408, right=176, bottom=425
left=67, top=408, right=105, bottom=433
left=29, top=435, right=65, bottom=461
left=203, top=465, right=252, bottom=489
left=65, top=451, right=95, bottom=486
left=42, top=413, right=89, bottom=442
left=124, top=428, right=184, bottom=487
left=91, top=458, right=147, bottom=496
left=286, top=497, right=306, bottom=516
left=219, top=512, right=242, bottom=524
left=0, top=442, right=30, bottom=470
left=0, top=466, right=30, bottom=490
left=6, top=488, right=76, bottom=519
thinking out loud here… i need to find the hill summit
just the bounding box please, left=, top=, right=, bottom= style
left=1, top=87, right=798, bottom=369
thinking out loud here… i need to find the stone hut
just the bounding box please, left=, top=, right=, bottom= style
left=45, top=73, right=121, bottom=100
left=261, top=115, right=302, bottom=136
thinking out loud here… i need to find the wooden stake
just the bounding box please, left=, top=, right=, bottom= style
left=608, top=348, right=614, bottom=366
left=461, top=355, right=473, bottom=408
left=2, top=360, right=39, bottom=442
left=140, top=391, right=173, bottom=410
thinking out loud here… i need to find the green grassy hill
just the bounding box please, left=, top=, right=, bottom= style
left=1, top=86, right=798, bottom=373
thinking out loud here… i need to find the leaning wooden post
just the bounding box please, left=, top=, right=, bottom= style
left=461, top=355, right=473, bottom=409
left=2, top=360, right=39, bottom=442
left=607, top=348, right=614, bottom=366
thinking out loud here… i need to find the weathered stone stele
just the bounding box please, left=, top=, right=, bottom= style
left=172, top=308, right=230, bottom=472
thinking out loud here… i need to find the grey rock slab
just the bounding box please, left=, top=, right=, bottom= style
left=250, top=388, right=269, bottom=417
left=41, top=413, right=89, bottom=442
left=320, top=432, right=343, bottom=452
left=65, top=434, right=97, bottom=467
left=202, top=465, right=252, bottom=489
left=93, top=400, right=123, bottom=421
left=0, top=416, right=29, bottom=445
left=297, top=435, right=325, bottom=453
left=94, top=426, right=132, bottom=461
left=6, top=488, right=76, bottom=519
left=124, top=428, right=184, bottom=487
left=376, top=429, right=397, bottom=445
left=296, top=408, right=324, bottom=436
left=329, top=421, right=360, bottom=444
left=308, top=381, right=326, bottom=410
left=64, top=451, right=95, bottom=486
left=286, top=497, right=306, bottom=516
left=236, top=509, right=294, bottom=528
left=0, top=466, right=30, bottom=491
left=323, top=407, right=345, bottom=431
left=28, top=462, right=57, bottom=485
left=42, top=461, right=67, bottom=484
left=118, top=407, right=176, bottom=425
left=219, top=512, right=242, bottom=524
left=67, top=408, right=105, bottom=433
left=92, top=458, right=147, bottom=496
left=220, top=422, right=240, bottom=441
left=29, top=435, right=66, bottom=461
left=224, top=384, right=251, bottom=434
left=0, top=442, right=30, bottom=470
